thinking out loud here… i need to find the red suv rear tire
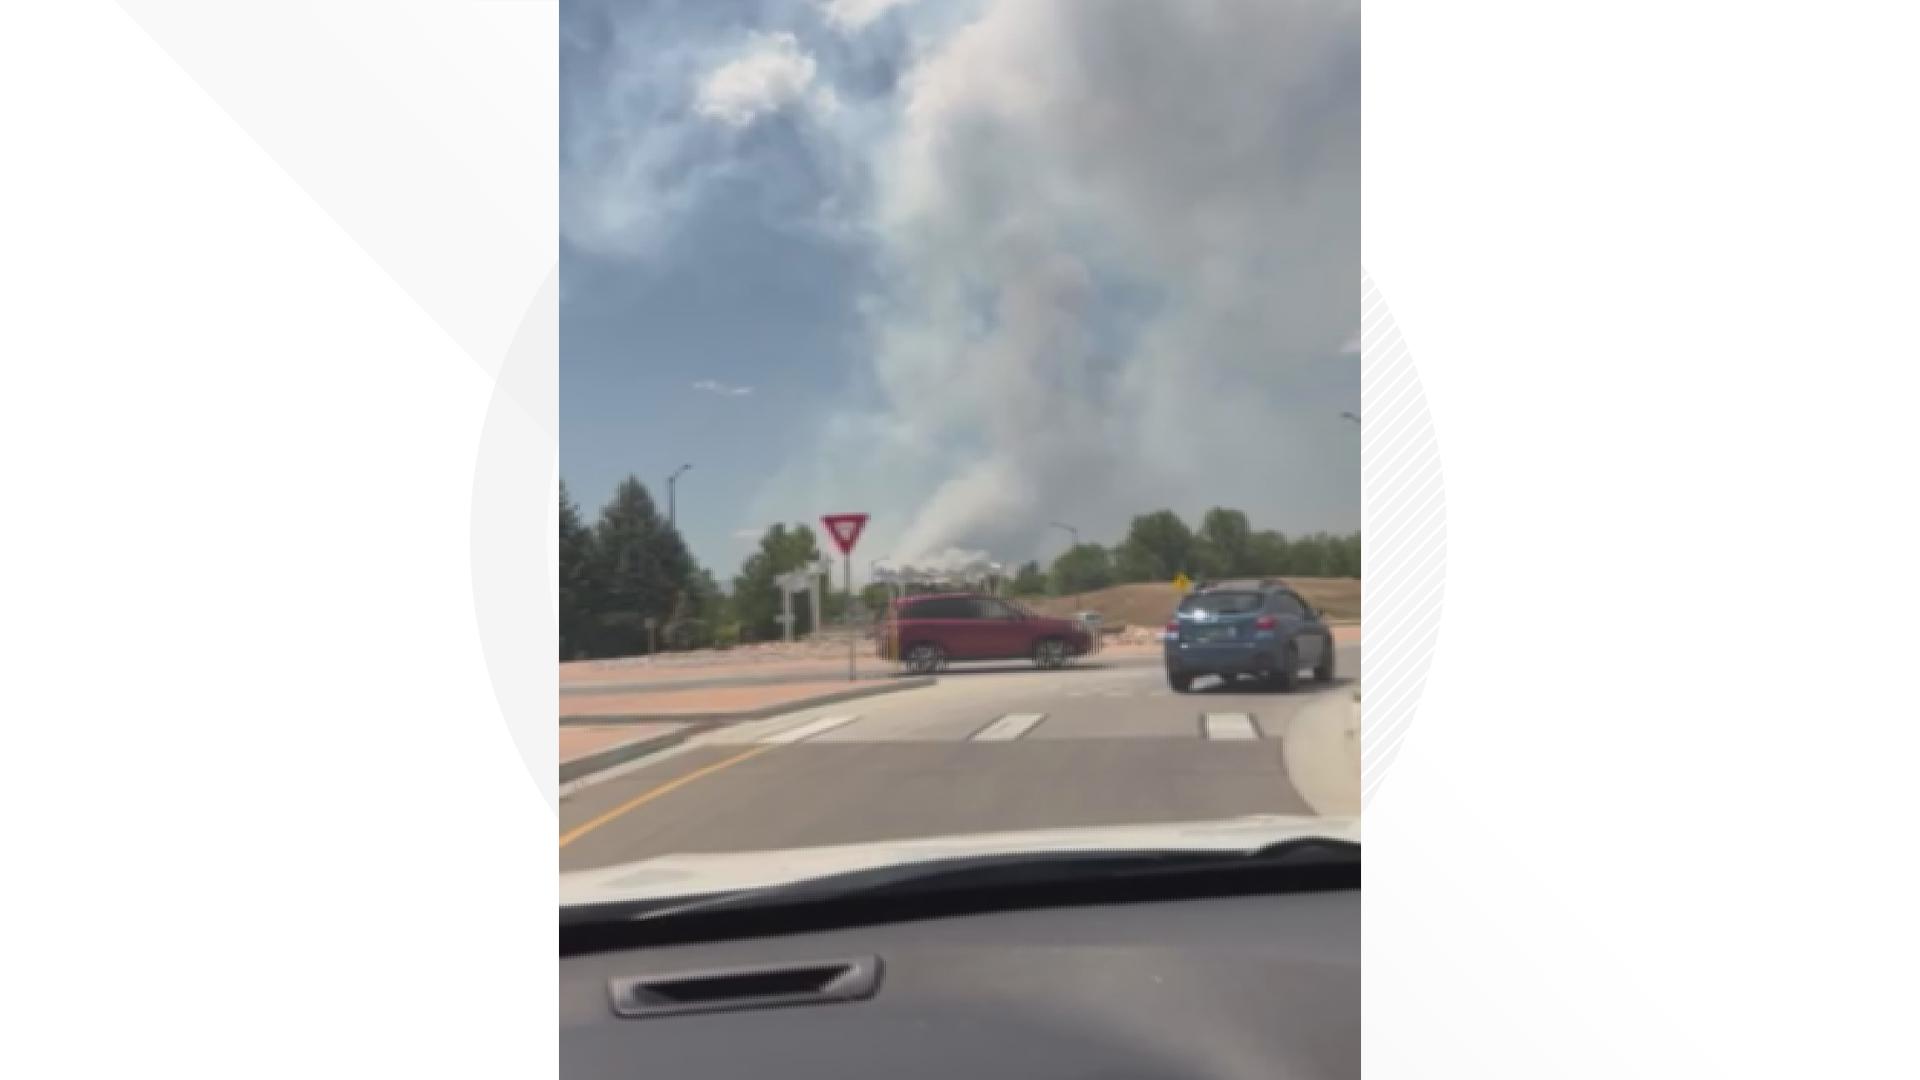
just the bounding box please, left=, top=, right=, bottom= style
left=1034, top=637, right=1069, bottom=669
left=904, top=641, right=944, bottom=674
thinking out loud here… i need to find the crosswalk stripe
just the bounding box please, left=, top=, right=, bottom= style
left=1202, top=712, right=1261, bottom=741
left=761, top=715, right=858, bottom=744
left=972, top=713, right=1047, bottom=741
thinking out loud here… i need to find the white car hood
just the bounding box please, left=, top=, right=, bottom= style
left=561, top=813, right=1358, bottom=907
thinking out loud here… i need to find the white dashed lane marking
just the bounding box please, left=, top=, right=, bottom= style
left=761, top=715, right=859, bottom=744
left=971, top=713, right=1047, bottom=741
left=1201, top=712, right=1262, bottom=741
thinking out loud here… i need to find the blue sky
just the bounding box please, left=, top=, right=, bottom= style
left=561, top=0, right=1360, bottom=582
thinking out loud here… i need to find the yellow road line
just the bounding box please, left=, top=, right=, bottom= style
left=559, top=744, right=775, bottom=849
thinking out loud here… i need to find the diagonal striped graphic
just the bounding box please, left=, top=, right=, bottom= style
left=1202, top=713, right=1261, bottom=741
left=1360, top=269, right=1447, bottom=810
left=761, top=715, right=858, bottom=744
left=971, top=713, right=1047, bottom=741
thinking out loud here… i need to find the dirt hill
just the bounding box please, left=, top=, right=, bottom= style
left=1023, top=578, right=1361, bottom=628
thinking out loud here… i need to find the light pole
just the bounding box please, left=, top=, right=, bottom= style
left=667, top=462, right=692, bottom=527
left=1050, top=522, right=1081, bottom=608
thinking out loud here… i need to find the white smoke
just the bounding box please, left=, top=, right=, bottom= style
left=761, top=0, right=1361, bottom=565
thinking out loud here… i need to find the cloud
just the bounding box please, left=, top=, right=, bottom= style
left=693, top=379, right=755, bottom=396
left=763, top=0, right=1360, bottom=564
left=819, top=0, right=917, bottom=33
left=695, top=32, right=819, bottom=128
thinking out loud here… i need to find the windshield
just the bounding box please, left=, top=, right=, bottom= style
left=557, top=0, right=1359, bottom=903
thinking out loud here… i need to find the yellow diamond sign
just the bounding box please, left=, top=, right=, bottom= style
left=1172, top=571, right=1193, bottom=593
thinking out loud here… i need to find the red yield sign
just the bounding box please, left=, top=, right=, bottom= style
left=821, top=513, right=869, bottom=556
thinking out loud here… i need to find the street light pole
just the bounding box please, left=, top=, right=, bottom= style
left=667, top=463, right=692, bottom=527
left=1049, top=522, right=1081, bottom=608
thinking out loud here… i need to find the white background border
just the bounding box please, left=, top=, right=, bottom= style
left=7, top=2, right=1920, bottom=1077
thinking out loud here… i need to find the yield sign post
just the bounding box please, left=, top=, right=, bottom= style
left=821, top=514, right=870, bottom=681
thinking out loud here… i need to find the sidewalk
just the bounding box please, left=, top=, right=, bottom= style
left=564, top=663, right=906, bottom=696
left=561, top=721, right=686, bottom=761
left=563, top=656, right=885, bottom=690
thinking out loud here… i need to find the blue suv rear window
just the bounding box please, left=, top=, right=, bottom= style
left=1179, top=591, right=1263, bottom=615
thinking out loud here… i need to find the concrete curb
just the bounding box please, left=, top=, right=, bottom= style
left=559, top=726, right=712, bottom=785
left=559, top=675, right=936, bottom=727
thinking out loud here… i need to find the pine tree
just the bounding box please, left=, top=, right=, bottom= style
left=591, top=476, right=695, bottom=655
left=558, top=480, right=600, bottom=660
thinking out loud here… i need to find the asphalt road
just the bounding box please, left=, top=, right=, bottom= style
left=558, top=644, right=1361, bottom=873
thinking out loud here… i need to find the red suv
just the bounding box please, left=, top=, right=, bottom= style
left=880, top=593, right=1094, bottom=673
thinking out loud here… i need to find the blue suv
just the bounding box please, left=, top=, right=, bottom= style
left=1163, top=579, right=1335, bottom=692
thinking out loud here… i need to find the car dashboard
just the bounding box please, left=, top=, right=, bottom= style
left=561, top=887, right=1358, bottom=1079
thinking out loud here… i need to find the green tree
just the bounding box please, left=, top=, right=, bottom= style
left=592, top=476, right=695, bottom=655
left=1248, top=529, right=1291, bottom=576
left=1194, top=507, right=1255, bottom=578
left=557, top=480, right=601, bottom=660
left=1114, top=510, right=1196, bottom=582
left=665, top=567, right=727, bottom=650
left=1288, top=531, right=1331, bottom=577
left=1326, top=531, right=1362, bottom=578
left=1050, top=543, right=1115, bottom=594
left=1009, top=560, right=1048, bottom=596
left=730, top=523, right=826, bottom=641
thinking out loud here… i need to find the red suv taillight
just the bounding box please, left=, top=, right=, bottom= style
left=1165, top=620, right=1179, bottom=634
left=1255, top=615, right=1277, bottom=630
